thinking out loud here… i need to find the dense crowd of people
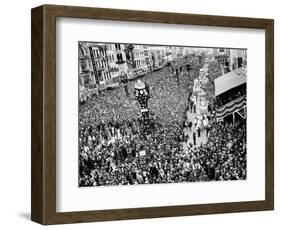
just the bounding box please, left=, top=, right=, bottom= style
left=79, top=60, right=247, bottom=187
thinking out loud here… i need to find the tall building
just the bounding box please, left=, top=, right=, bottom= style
left=229, top=49, right=247, bottom=71
left=89, top=44, right=114, bottom=89
left=106, top=44, right=119, bottom=79
left=143, top=45, right=151, bottom=67
left=78, top=43, right=98, bottom=98
left=133, top=45, right=148, bottom=71
left=79, top=42, right=130, bottom=97
left=107, top=43, right=128, bottom=81
left=214, top=48, right=231, bottom=73
left=145, top=46, right=166, bottom=69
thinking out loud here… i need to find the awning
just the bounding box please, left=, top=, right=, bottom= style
left=214, top=69, right=246, bottom=96
left=216, top=96, right=246, bottom=119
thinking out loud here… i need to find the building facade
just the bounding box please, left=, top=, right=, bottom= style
left=133, top=45, right=148, bottom=71
left=79, top=43, right=98, bottom=100
left=79, top=42, right=130, bottom=99
left=229, top=49, right=247, bottom=71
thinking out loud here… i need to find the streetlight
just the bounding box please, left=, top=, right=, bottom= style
left=134, top=79, right=151, bottom=136
left=120, top=71, right=129, bottom=97
left=149, top=62, right=153, bottom=77
left=172, top=60, right=180, bottom=93
left=125, top=44, right=135, bottom=70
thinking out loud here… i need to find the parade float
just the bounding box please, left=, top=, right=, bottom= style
left=192, top=68, right=209, bottom=115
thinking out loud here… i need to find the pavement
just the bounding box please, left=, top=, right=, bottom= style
left=182, top=109, right=209, bottom=151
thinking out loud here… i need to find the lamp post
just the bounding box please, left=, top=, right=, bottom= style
left=172, top=61, right=180, bottom=93
left=148, top=62, right=153, bottom=77
left=120, top=71, right=129, bottom=97
left=134, top=79, right=151, bottom=136
left=125, top=44, right=135, bottom=70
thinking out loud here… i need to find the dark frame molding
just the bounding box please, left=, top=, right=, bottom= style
left=31, top=4, right=274, bottom=225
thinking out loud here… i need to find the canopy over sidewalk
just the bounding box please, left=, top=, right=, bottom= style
left=214, top=68, right=246, bottom=96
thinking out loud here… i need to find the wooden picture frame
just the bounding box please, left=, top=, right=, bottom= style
left=31, top=4, right=274, bottom=225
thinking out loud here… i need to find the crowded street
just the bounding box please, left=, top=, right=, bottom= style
left=78, top=44, right=247, bottom=187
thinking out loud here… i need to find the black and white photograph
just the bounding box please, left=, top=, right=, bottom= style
left=78, top=42, right=247, bottom=187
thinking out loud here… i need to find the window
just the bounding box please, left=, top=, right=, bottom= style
left=117, top=53, right=123, bottom=63
left=238, top=57, right=243, bottom=68
left=80, top=60, right=87, bottom=72
left=115, top=43, right=121, bottom=50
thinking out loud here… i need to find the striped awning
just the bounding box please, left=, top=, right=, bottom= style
left=216, top=96, right=246, bottom=119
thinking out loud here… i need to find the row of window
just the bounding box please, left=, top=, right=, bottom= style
left=102, top=71, right=111, bottom=82
left=80, top=57, right=152, bottom=87
left=108, top=54, right=115, bottom=63
left=134, top=50, right=144, bottom=58
left=95, top=59, right=109, bottom=69
left=80, top=52, right=124, bottom=74
left=79, top=59, right=90, bottom=72
left=105, top=43, right=122, bottom=51
left=116, top=53, right=124, bottom=63
left=135, top=59, right=146, bottom=69
left=217, top=59, right=228, bottom=63
left=105, top=53, right=125, bottom=64
left=89, top=47, right=107, bottom=58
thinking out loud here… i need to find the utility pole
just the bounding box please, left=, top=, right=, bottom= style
left=173, top=60, right=180, bottom=94
left=176, top=66, right=180, bottom=93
